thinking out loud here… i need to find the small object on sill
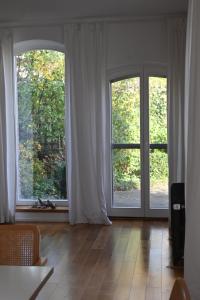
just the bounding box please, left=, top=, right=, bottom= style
left=31, top=199, right=56, bottom=209
left=32, top=201, right=38, bottom=208
left=32, top=201, right=42, bottom=208
left=47, top=200, right=56, bottom=209
left=38, top=198, right=48, bottom=208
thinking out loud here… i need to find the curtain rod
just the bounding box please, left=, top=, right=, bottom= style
left=0, top=13, right=187, bottom=29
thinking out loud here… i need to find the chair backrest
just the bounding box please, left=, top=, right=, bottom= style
left=170, top=278, right=191, bottom=300
left=0, top=224, right=40, bottom=266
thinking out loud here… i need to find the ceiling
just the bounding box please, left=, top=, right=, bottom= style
left=0, top=0, right=188, bottom=23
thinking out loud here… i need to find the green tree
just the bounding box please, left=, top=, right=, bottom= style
left=112, top=76, right=168, bottom=191
left=17, top=50, right=66, bottom=199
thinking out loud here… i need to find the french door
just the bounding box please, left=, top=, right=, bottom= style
left=109, top=67, right=169, bottom=218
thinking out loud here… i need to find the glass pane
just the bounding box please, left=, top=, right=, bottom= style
left=149, top=77, right=167, bottom=144
left=112, top=149, right=141, bottom=208
left=150, top=149, right=169, bottom=209
left=112, top=77, right=140, bottom=144
left=17, top=50, right=66, bottom=200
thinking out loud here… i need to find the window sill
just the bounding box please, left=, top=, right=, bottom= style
left=16, top=199, right=68, bottom=207
left=16, top=205, right=69, bottom=213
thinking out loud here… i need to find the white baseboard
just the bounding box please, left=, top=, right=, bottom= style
left=16, top=212, right=68, bottom=222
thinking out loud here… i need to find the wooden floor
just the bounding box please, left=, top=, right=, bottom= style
left=35, top=220, right=183, bottom=300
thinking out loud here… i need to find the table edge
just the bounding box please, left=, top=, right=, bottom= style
left=29, top=266, right=54, bottom=300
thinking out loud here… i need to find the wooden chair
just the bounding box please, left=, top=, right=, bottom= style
left=0, top=224, right=47, bottom=266
left=170, top=278, right=191, bottom=300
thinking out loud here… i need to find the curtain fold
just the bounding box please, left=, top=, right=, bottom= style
left=168, top=17, right=186, bottom=186
left=184, top=1, right=200, bottom=299
left=64, top=23, right=111, bottom=224
left=0, top=31, right=16, bottom=223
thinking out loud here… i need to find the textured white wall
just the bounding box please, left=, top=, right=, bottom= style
left=12, top=19, right=168, bottom=67
left=13, top=25, right=64, bottom=45
left=106, top=19, right=168, bottom=69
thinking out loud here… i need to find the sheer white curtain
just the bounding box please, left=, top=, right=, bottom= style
left=64, top=23, right=111, bottom=224
left=184, top=1, right=200, bottom=299
left=168, top=17, right=186, bottom=187
left=0, top=31, right=16, bottom=223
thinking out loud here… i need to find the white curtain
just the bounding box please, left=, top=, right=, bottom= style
left=0, top=31, right=16, bottom=223
left=64, top=23, right=111, bottom=224
left=184, top=1, right=200, bottom=299
left=168, top=17, right=186, bottom=187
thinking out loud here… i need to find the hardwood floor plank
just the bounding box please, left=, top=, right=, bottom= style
left=28, top=220, right=183, bottom=300
left=129, top=287, right=146, bottom=300
left=92, top=226, right=112, bottom=250
left=145, top=287, right=162, bottom=300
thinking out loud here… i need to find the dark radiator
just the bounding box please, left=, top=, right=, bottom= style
left=170, top=182, right=185, bottom=265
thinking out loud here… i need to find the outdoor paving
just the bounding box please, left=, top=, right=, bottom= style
left=113, top=188, right=168, bottom=209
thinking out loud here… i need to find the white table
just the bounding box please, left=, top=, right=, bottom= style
left=0, top=265, right=53, bottom=300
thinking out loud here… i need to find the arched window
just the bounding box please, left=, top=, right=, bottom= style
left=15, top=48, right=66, bottom=203
left=108, top=65, right=168, bottom=217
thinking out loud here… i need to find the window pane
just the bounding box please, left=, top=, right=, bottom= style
left=150, top=149, right=169, bottom=209
left=149, top=77, right=167, bottom=144
left=112, top=78, right=140, bottom=144
left=149, top=76, right=168, bottom=210
left=112, top=149, right=141, bottom=208
left=17, top=50, right=66, bottom=200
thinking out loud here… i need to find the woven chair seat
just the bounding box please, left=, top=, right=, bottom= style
left=0, top=224, right=47, bottom=266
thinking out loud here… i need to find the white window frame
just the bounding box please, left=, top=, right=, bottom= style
left=107, top=63, right=169, bottom=218
left=14, top=40, right=68, bottom=207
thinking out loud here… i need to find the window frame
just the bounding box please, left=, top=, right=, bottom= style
left=107, top=64, right=169, bottom=218
left=14, top=40, right=68, bottom=207
left=107, top=64, right=144, bottom=217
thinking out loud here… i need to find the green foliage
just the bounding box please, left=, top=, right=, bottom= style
left=150, top=149, right=168, bottom=184
left=113, top=149, right=140, bottom=191
left=149, top=77, right=167, bottom=144
left=17, top=50, right=66, bottom=199
left=17, top=50, right=168, bottom=199
left=112, top=77, right=168, bottom=191
left=112, top=78, right=140, bottom=144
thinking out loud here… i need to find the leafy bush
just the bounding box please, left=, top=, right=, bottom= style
left=17, top=51, right=168, bottom=199
left=112, top=77, right=168, bottom=192
left=17, top=50, right=66, bottom=200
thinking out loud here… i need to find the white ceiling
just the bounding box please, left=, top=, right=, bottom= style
left=0, top=0, right=188, bottom=23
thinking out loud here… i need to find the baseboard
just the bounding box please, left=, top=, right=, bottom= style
left=16, top=212, right=68, bottom=222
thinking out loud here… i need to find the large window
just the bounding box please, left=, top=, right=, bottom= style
left=16, top=49, right=66, bottom=202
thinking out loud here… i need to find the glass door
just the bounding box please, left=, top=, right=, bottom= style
left=109, top=70, right=169, bottom=218
left=146, top=76, right=168, bottom=217
left=111, top=76, right=144, bottom=217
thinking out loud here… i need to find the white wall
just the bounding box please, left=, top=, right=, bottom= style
left=12, top=18, right=168, bottom=67
left=13, top=25, right=64, bottom=44
left=106, top=19, right=168, bottom=70
left=16, top=211, right=68, bottom=222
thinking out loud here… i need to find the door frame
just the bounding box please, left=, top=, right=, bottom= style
left=106, top=64, right=169, bottom=218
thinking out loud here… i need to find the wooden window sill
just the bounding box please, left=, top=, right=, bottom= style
left=16, top=206, right=69, bottom=213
